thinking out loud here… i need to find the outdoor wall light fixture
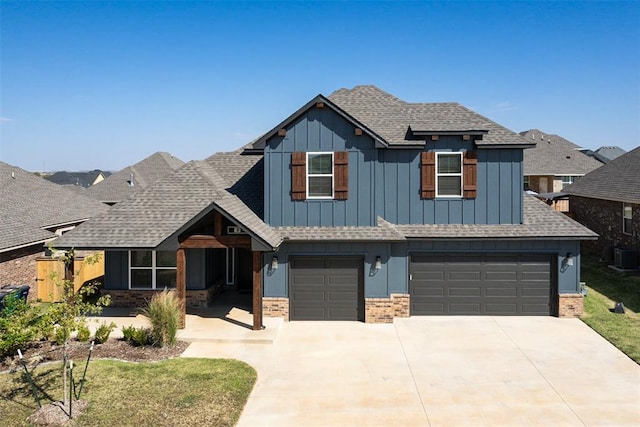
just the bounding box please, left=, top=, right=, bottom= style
left=374, top=256, right=382, bottom=271
left=271, top=256, right=279, bottom=270
left=566, top=253, right=574, bottom=266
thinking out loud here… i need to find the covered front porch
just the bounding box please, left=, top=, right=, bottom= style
left=176, top=210, right=265, bottom=330
left=88, top=291, right=282, bottom=343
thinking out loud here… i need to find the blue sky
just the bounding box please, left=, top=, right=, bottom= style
left=1, top=1, right=639, bottom=171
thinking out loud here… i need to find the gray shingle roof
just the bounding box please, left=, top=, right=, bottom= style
left=0, top=161, right=109, bottom=252
left=85, top=152, right=184, bottom=204
left=563, top=146, right=640, bottom=203
left=276, top=217, right=405, bottom=241
left=391, top=195, right=596, bottom=240
left=55, top=159, right=281, bottom=250
left=44, top=170, right=110, bottom=188
left=327, top=85, right=532, bottom=147
left=520, top=129, right=603, bottom=176
left=594, top=146, right=626, bottom=162
left=274, top=196, right=596, bottom=241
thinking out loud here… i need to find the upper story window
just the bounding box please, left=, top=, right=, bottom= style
left=129, top=250, right=176, bottom=290
left=307, top=152, right=333, bottom=198
left=291, top=151, right=348, bottom=201
left=623, top=203, right=633, bottom=235
left=523, top=176, right=531, bottom=191
left=421, top=150, right=477, bottom=199
left=436, top=153, right=463, bottom=197
left=561, top=176, right=578, bottom=186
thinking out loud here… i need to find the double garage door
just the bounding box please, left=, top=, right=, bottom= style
left=289, top=254, right=554, bottom=320
left=410, top=254, right=554, bottom=315
left=289, top=256, right=364, bottom=321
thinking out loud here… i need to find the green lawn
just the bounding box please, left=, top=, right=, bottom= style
left=0, top=358, right=256, bottom=427
left=580, top=255, right=640, bottom=364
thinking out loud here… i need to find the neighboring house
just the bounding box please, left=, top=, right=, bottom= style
left=520, top=129, right=603, bottom=195
left=44, top=170, right=111, bottom=188
left=564, top=146, right=640, bottom=268
left=85, top=152, right=184, bottom=205
left=56, top=86, right=596, bottom=328
left=579, top=146, right=626, bottom=164
left=0, top=161, right=109, bottom=298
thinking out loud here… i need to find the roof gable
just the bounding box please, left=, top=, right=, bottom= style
left=250, top=95, right=386, bottom=150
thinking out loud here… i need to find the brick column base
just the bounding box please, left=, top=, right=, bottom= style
left=559, top=294, right=584, bottom=317
left=263, top=297, right=289, bottom=320
left=365, top=294, right=410, bottom=323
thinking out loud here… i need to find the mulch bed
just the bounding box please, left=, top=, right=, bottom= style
left=0, top=339, right=190, bottom=372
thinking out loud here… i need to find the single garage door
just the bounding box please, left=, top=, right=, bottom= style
left=410, top=254, right=554, bottom=315
left=290, top=256, right=364, bottom=321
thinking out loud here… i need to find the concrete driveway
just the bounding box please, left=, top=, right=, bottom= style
left=182, top=317, right=640, bottom=426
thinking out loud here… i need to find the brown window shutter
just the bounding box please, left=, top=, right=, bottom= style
left=421, top=151, right=436, bottom=198
left=291, top=152, right=306, bottom=200
left=334, top=151, right=349, bottom=200
left=463, top=151, right=478, bottom=198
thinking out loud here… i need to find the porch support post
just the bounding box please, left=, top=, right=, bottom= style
left=252, top=251, right=263, bottom=330
left=176, top=247, right=186, bottom=329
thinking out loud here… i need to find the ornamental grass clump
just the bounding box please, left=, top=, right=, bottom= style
left=142, top=290, right=182, bottom=347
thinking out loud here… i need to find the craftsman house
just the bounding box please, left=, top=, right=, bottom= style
left=56, top=86, right=596, bottom=327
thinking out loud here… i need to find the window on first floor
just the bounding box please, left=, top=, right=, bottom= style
left=436, top=152, right=463, bottom=197
left=623, top=203, right=633, bottom=235
left=129, top=250, right=177, bottom=289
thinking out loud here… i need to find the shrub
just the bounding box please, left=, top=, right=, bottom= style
left=0, top=298, right=55, bottom=357
left=121, top=325, right=136, bottom=343
left=76, top=323, right=91, bottom=342
left=94, top=322, right=116, bottom=344
left=122, top=325, right=151, bottom=346
left=142, top=290, right=182, bottom=347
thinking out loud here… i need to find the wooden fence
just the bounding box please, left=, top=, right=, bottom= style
left=36, top=252, right=105, bottom=302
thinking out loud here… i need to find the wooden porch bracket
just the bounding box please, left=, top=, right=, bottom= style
left=252, top=251, right=263, bottom=330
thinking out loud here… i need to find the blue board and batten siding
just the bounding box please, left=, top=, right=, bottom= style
left=262, top=240, right=581, bottom=300
left=264, top=107, right=523, bottom=227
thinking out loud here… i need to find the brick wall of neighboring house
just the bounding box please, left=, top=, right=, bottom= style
left=570, top=196, right=640, bottom=259
left=0, top=245, right=43, bottom=300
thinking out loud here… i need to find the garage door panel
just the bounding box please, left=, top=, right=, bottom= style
left=486, top=271, right=518, bottom=281
left=486, top=287, right=518, bottom=297
left=450, top=303, right=481, bottom=313
left=290, top=256, right=363, bottom=321
left=486, top=303, right=518, bottom=313
left=411, top=254, right=553, bottom=316
left=414, top=271, right=445, bottom=281
left=448, top=287, right=481, bottom=297
left=448, top=271, right=481, bottom=281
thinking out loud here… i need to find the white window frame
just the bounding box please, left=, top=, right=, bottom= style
left=435, top=152, right=463, bottom=198
left=129, top=250, right=177, bottom=290
left=560, top=176, right=578, bottom=186
left=623, top=203, right=633, bottom=235
left=306, top=152, right=334, bottom=199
